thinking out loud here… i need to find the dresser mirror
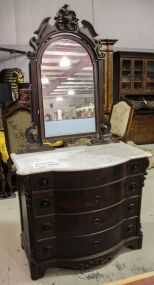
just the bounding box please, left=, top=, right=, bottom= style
left=28, top=4, right=104, bottom=143
left=41, top=38, right=95, bottom=137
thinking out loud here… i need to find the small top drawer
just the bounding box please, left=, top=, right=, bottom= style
left=127, top=158, right=149, bottom=175
left=53, top=163, right=126, bottom=189
left=30, top=172, right=53, bottom=191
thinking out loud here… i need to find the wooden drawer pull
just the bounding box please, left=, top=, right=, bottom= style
left=95, top=176, right=101, bottom=181
left=43, top=245, right=54, bottom=254
left=40, top=200, right=50, bottom=208
left=42, top=222, right=52, bottom=231
left=39, top=177, right=49, bottom=187
left=131, top=164, right=139, bottom=171
left=94, top=218, right=100, bottom=225
left=95, top=195, right=101, bottom=203
left=127, top=203, right=136, bottom=213
left=126, top=225, right=134, bottom=234
left=129, top=182, right=137, bottom=192
left=94, top=240, right=100, bottom=248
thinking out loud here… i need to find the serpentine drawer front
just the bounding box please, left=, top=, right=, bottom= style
left=11, top=143, right=150, bottom=280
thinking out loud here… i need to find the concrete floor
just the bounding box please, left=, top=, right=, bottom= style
left=0, top=168, right=154, bottom=285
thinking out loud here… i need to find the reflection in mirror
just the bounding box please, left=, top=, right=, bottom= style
left=41, top=38, right=95, bottom=137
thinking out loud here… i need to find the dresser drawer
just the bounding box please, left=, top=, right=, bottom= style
left=55, top=197, right=140, bottom=235
left=56, top=217, right=139, bottom=258
left=55, top=177, right=141, bottom=213
left=53, top=164, right=126, bottom=189
left=35, top=215, right=55, bottom=239
left=32, top=191, right=54, bottom=216
left=30, top=172, right=53, bottom=191
left=37, top=238, right=56, bottom=261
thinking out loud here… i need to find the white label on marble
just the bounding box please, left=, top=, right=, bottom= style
left=31, top=160, right=60, bottom=168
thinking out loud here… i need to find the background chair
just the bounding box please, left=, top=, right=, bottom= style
left=3, top=101, right=32, bottom=194
left=110, top=99, right=134, bottom=142
left=103, top=99, right=134, bottom=143
left=3, top=101, right=31, bottom=154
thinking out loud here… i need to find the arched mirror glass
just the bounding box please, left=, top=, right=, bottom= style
left=41, top=38, right=95, bottom=138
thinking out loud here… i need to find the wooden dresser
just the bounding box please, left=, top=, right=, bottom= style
left=11, top=142, right=150, bottom=280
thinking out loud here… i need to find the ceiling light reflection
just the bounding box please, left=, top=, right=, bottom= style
left=41, top=76, right=49, bottom=84
left=68, top=89, right=75, bottom=96
left=59, top=56, right=71, bottom=68
left=56, top=97, right=63, bottom=102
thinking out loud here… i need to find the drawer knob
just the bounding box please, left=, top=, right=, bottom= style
left=95, top=195, right=101, bottom=203
left=94, top=218, right=100, bottom=225
left=129, top=182, right=137, bottom=192
left=42, top=222, right=52, bottom=231
left=95, top=176, right=101, bottom=181
left=40, top=200, right=50, bottom=208
left=43, top=245, right=54, bottom=254
left=127, top=203, right=136, bottom=213
left=39, top=177, right=49, bottom=187
left=126, top=225, right=134, bottom=234
left=132, top=164, right=139, bottom=171
left=94, top=240, right=100, bottom=248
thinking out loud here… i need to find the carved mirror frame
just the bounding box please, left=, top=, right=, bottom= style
left=28, top=4, right=104, bottom=143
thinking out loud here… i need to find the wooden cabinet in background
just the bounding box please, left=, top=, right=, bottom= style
left=113, top=51, right=154, bottom=99
left=113, top=51, right=154, bottom=144
left=130, top=111, right=154, bottom=144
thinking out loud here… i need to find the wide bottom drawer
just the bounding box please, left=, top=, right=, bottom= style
left=37, top=217, right=139, bottom=260
left=56, top=218, right=139, bottom=258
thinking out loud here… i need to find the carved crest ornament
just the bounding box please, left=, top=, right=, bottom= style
left=27, top=4, right=104, bottom=59
left=54, top=4, right=79, bottom=31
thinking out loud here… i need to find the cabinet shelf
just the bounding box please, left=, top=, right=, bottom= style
left=147, top=78, right=154, bottom=82
left=122, top=69, right=131, bottom=72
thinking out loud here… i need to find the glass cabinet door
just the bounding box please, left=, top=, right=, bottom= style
left=116, top=52, right=154, bottom=98
left=133, top=60, right=144, bottom=90
left=120, top=58, right=144, bottom=94
left=145, top=60, right=154, bottom=92
left=121, top=59, right=131, bottom=91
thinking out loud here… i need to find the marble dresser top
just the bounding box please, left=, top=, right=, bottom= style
left=11, top=142, right=151, bottom=175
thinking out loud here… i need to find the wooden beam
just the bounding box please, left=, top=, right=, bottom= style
left=0, top=47, right=26, bottom=55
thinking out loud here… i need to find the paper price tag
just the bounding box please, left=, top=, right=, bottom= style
left=32, top=160, right=60, bottom=168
